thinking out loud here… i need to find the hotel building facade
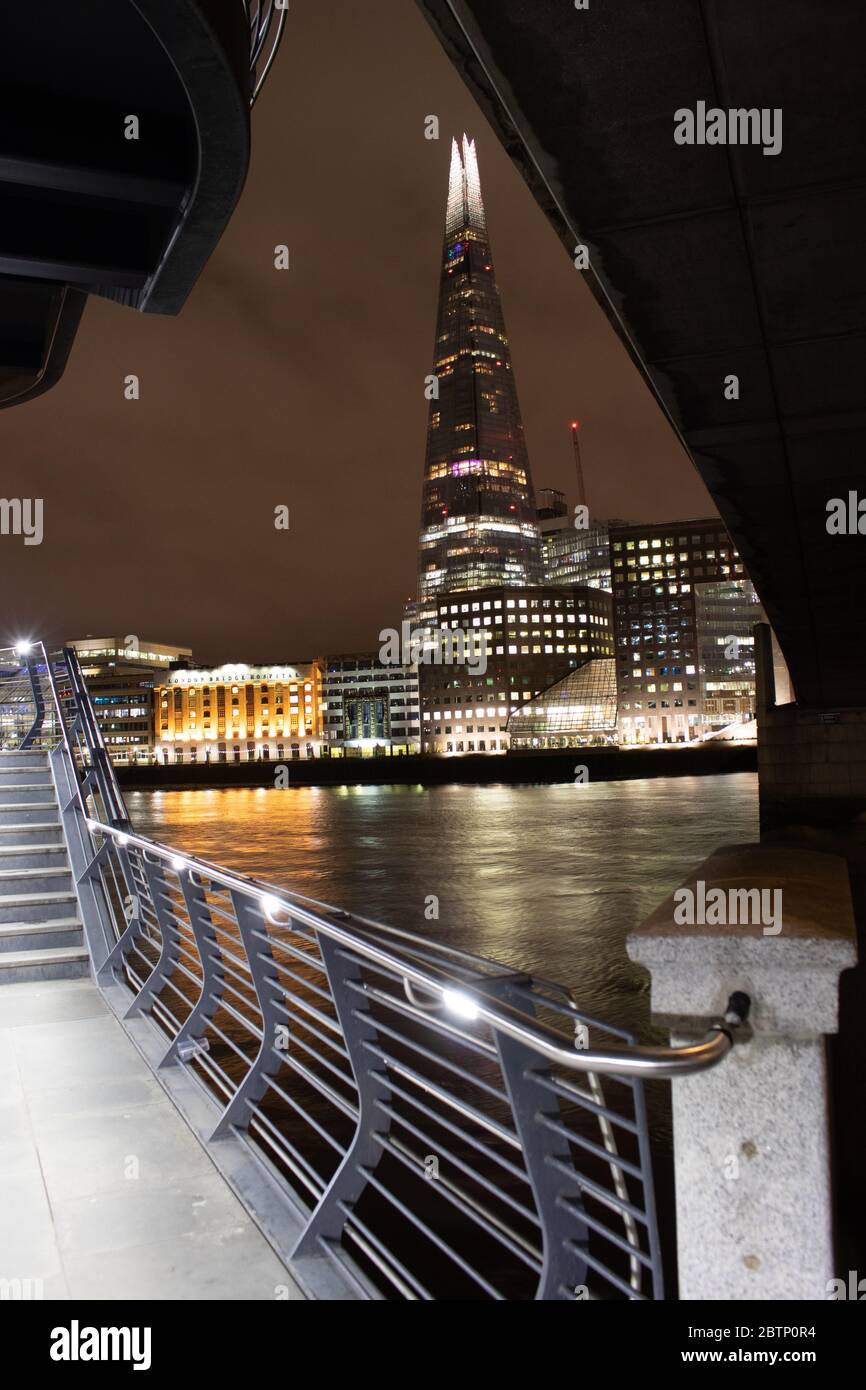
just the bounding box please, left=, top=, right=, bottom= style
left=154, top=663, right=324, bottom=763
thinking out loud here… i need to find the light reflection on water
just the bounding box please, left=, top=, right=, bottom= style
left=126, top=773, right=758, bottom=1040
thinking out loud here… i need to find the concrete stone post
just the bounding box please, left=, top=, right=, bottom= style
left=627, top=843, right=857, bottom=1300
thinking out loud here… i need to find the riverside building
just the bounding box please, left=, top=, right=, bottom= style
left=420, top=584, right=613, bottom=754
left=611, top=519, right=748, bottom=744
left=69, top=636, right=192, bottom=764
left=694, top=578, right=766, bottom=736
left=154, top=663, right=324, bottom=763
left=321, top=655, right=421, bottom=756
left=539, top=507, right=617, bottom=592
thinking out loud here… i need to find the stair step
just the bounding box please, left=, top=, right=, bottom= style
left=0, top=945, right=89, bottom=983
left=0, top=920, right=82, bottom=952
left=0, top=803, right=58, bottom=821
left=0, top=845, right=68, bottom=869
left=0, top=890, right=78, bottom=923
left=0, top=865, right=71, bottom=880
left=0, top=842, right=66, bottom=853
left=0, top=787, right=57, bottom=804
left=0, top=823, right=63, bottom=844
left=0, top=871, right=72, bottom=898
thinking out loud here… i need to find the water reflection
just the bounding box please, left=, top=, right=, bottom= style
left=127, top=774, right=758, bottom=1042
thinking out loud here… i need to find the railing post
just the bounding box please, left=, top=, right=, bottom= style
left=627, top=842, right=857, bottom=1300
left=19, top=652, right=45, bottom=748
left=290, top=934, right=392, bottom=1260
left=124, top=858, right=182, bottom=1018
left=159, top=873, right=225, bottom=1068
left=210, top=891, right=284, bottom=1140
left=489, top=977, right=591, bottom=1301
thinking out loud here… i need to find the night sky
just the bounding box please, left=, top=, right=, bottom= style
left=2, top=0, right=712, bottom=666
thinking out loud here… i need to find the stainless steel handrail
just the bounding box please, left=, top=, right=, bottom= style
left=81, top=815, right=750, bottom=1078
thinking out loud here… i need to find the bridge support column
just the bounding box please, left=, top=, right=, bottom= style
left=627, top=844, right=856, bottom=1300
left=756, top=622, right=866, bottom=836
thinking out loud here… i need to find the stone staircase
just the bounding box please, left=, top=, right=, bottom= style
left=0, top=750, right=88, bottom=983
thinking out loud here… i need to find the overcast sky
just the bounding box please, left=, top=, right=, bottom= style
left=2, top=0, right=712, bottom=665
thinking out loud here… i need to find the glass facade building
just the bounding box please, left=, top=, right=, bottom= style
left=420, top=584, right=613, bottom=754
left=415, top=136, right=542, bottom=617
left=694, top=578, right=766, bottom=736
left=507, top=659, right=619, bottom=748
left=69, top=636, right=193, bottom=764
left=539, top=514, right=617, bottom=592
left=611, top=518, right=747, bottom=744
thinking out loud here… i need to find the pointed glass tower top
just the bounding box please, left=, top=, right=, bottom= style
left=414, top=135, right=542, bottom=616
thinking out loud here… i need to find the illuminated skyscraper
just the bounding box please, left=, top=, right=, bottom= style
left=414, top=136, right=542, bottom=617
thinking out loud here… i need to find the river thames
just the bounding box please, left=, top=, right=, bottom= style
left=127, top=771, right=758, bottom=1047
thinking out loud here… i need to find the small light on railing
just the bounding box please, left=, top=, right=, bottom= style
left=116, top=833, right=129, bottom=847
left=442, top=988, right=480, bottom=1021
left=13, top=641, right=33, bottom=656
left=260, top=893, right=287, bottom=923
left=171, top=856, right=186, bottom=873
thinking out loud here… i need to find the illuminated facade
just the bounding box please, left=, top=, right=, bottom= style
left=695, top=579, right=766, bottom=736
left=507, top=659, right=619, bottom=748
left=154, top=663, right=324, bottom=763
left=539, top=511, right=618, bottom=593
left=611, top=519, right=748, bottom=744
left=69, top=636, right=193, bottom=764
left=322, top=655, right=421, bottom=756
left=415, top=136, right=542, bottom=617
left=420, top=585, right=613, bottom=755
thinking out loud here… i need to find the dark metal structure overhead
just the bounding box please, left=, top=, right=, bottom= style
left=0, top=1, right=284, bottom=409
left=416, top=0, right=866, bottom=708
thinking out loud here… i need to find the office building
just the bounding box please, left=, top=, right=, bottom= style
left=507, top=659, right=619, bottom=748
left=610, top=518, right=747, bottom=744
left=414, top=136, right=542, bottom=617
left=420, top=584, right=613, bottom=754
left=695, top=578, right=766, bottom=737
left=321, top=655, right=421, bottom=756
left=69, top=636, right=193, bottom=764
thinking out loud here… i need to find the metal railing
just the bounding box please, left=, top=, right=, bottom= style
left=1, top=643, right=751, bottom=1299
left=246, top=1, right=287, bottom=106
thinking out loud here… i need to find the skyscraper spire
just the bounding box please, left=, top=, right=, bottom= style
left=445, top=135, right=487, bottom=238
left=415, top=136, right=542, bottom=615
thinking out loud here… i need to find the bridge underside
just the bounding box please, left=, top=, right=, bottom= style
left=416, top=0, right=866, bottom=710
left=0, top=0, right=251, bottom=407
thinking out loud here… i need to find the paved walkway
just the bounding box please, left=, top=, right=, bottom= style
left=0, top=978, right=304, bottom=1300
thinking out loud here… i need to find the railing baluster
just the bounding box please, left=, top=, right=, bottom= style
left=124, top=858, right=182, bottom=1019
left=159, top=873, right=224, bottom=1069
left=492, top=980, right=591, bottom=1301
left=210, top=891, right=284, bottom=1140
left=291, top=935, right=392, bottom=1261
